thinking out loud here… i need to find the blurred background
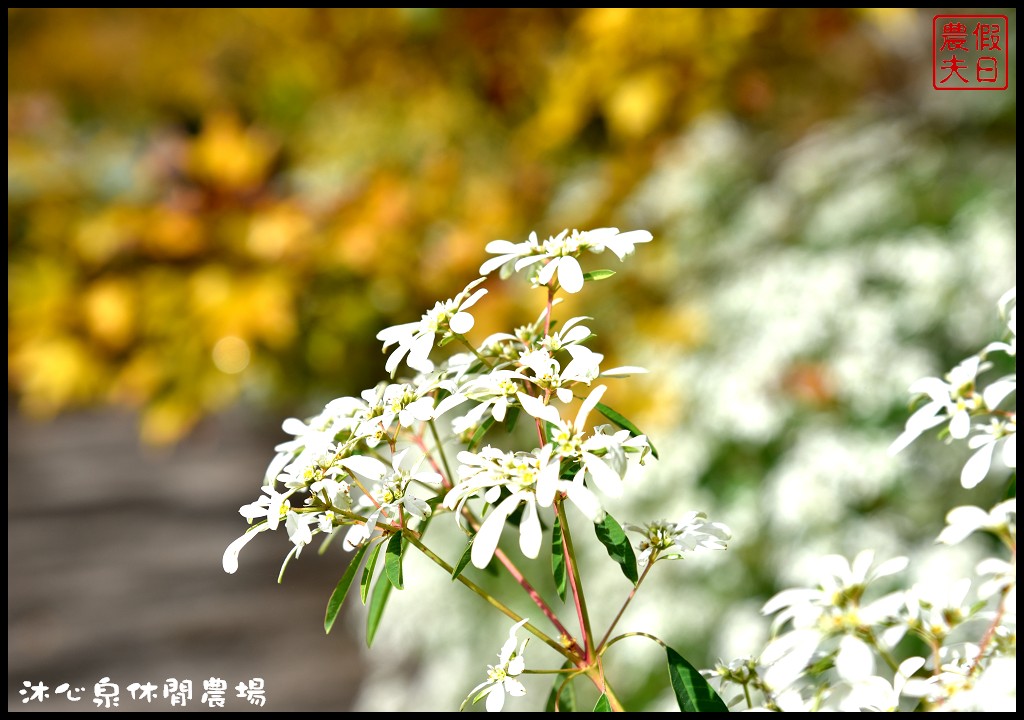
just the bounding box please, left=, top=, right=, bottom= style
left=8, top=8, right=1016, bottom=712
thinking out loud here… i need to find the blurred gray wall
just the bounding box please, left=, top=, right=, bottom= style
left=8, top=406, right=364, bottom=712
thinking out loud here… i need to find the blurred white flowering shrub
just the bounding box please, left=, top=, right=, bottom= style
left=707, top=289, right=1015, bottom=711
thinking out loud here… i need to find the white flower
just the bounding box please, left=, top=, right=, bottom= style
left=222, top=484, right=336, bottom=574
left=480, top=232, right=546, bottom=279
left=961, top=418, right=1016, bottom=489
left=904, top=577, right=974, bottom=642
left=759, top=551, right=907, bottom=690
left=889, top=356, right=986, bottom=456
left=223, top=525, right=272, bottom=574
left=463, top=618, right=529, bottom=712
left=903, top=646, right=1019, bottom=711
left=626, top=513, right=731, bottom=567
left=982, top=287, right=1016, bottom=357
left=539, top=315, right=593, bottom=353
left=479, top=227, right=652, bottom=293
left=351, top=382, right=438, bottom=446
left=518, top=346, right=603, bottom=403
left=444, top=448, right=555, bottom=568
left=433, top=368, right=528, bottom=426
left=264, top=401, right=362, bottom=485
left=936, top=498, right=1016, bottom=545
left=377, top=278, right=488, bottom=376
left=821, top=657, right=925, bottom=711
left=975, top=557, right=1016, bottom=600
left=340, top=449, right=441, bottom=549
left=518, top=385, right=648, bottom=504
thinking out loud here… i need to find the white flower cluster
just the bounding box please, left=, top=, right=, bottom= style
left=706, top=289, right=1017, bottom=712
left=890, top=288, right=1016, bottom=489
left=481, top=227, right=652, bottom=292
left=224, top=227, right=660, bottom=581
left=462, top=618, right=530, bottom=712
left=626, top=514, right=732, bottom=568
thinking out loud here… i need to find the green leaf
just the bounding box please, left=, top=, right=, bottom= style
left=551, top=517, right=568, bottom=602
left=1006, top=472, right=1016, bottom=499
left=365, top=574, right=394, bottom=647
left=593, top=694, right=612, bottom=712
left=451, top=536, right=474, bottom=581
left=544, top=420, right=556, bottom=445
left=583, top=269, right=616, bottom=282
left=544, top=667, right=577, bottom=712
left=503, top=405, right=521, bottom=433
left=594, top=513, right=639, bottom=585
left=666, top=645, right=729, bottom=713
left=360, top=541, right=383, bottom=605
left=324, top=544, right=368, bottom=634
left=469, top=416, right=496, bottom=450
left=384, top=532, right=404, bottom=590
left=595, top=401, right=659, bottom=459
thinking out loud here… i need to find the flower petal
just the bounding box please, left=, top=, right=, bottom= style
left=601, top=366, right=649, bottom=377
left=536, top=258, right=559, bottom=286
left=535, top=452, right=559, bottom=508
left=434, top=392, right=469, bottom=418
left=222, top=526, right=270, bottom=573
left=340, top=455, right=388, bottom=480
left=485, top=684, right=506, bottom=713
left=557, top=256, right=584, bottom=293
left=518, top=500, right=542, bottom=559
left=583, top=452, right=623, bottom=497
left=1002, top=432, right=1015, bottom=468
left=503, top=678, right=526, bottom=698
left=574, top=384, right=607, bottom=432
left=406, top=331, right=436, bottom=373
left=516, top=392, right=562, bottom=425
left=949, top=408, right=971, bottom=440
left=937, top=506, right=988, bottom=544
left=480, top=254, right=514, bottom=276
left=961, top=439, right=996, bottom=489
left=564, top=481, right=605, bottom=522
left=281, top=418, right=308, bottom=436
left=449, top=311, right=475, bottom=335
left=984, top=379, right=1016, bottom=409
left=472, top=495, right=521, bottom=569
left=835, top=635, right=874, bottom=681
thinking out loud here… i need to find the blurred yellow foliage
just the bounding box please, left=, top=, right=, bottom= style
left=8, top=8, right=925, bottom=442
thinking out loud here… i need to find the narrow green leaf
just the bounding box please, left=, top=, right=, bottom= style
left=360, top=541, right=383, bottom=604
left=593, top=694, right=612, bottom=712
left=503, top=405, right=521, bottom=433
left=1006, top=472, right=1015, bottom=499
left=666, top=645, right=729, bottom=713
left=551, top=517, right=568, bottom=602
left=594, top=513, right=639, bottom=585
left=451, top=536, right=474, bottom=581
left=469, top=416, right=496, bottom=450
left=595, top=401, right=659, bottom=459
left=365, top=574, right=394, bottom=647
left=582, top=269, right=616, bottom=282
left=544, top=420, right=556, bottom=444
left=324, top=544, right=368, bottom=634
left=384, top=532, right=404, bottom=590
left=544, top=666, right=577, bottom=712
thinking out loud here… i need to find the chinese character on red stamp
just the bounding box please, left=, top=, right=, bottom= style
left=933, top=15, right=1009, bottom=90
